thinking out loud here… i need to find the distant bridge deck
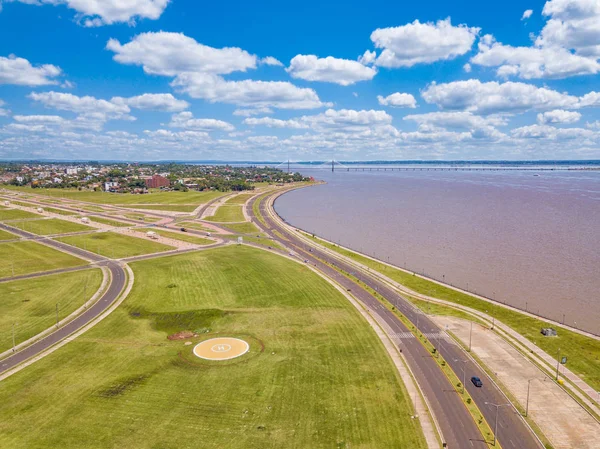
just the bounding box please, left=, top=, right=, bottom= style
left=290, top=166, right=600, bottom=172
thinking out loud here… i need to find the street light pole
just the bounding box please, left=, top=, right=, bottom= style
left=485, top=402, right=511, bottom=446
left=454, top=359, right=468, bottom=393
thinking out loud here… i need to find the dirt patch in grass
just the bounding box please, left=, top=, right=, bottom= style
left=167, top=330, right=198, bottom=340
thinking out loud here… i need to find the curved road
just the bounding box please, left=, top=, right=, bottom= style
left=249, top=189, right=542, bottom=449
left=0, top=223, right=128, bottom=376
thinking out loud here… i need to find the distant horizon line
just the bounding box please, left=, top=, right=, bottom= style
left=2, top=159, right=600, bottom=165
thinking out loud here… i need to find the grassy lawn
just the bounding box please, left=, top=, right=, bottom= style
left=308, top=234, right=600, bottom=391
left=88, top=216, right=130, bottom=227
left=0, top=241, right=87, bottom=277
left=0, top=246, right=426, bottom=449
left=177, top=221, right=213, bottom=232
left=221, top=222, right=260, bottom=234
left=143, top=228, right=214, bottom=245
left=4, top=186, right=226, bottom=206
left=43, top=206, right=78, bottom=216
left=0, top=209, right=42, bottom=221
left=124, top=204, right=197, bottom=212
left=56, top=232, right=175, bottom=258
left=225, top=193, right=256, bottom=205
left=204, top=205, right=246, bottom=223
left=0, top=229, right=18, bottom=240
left=223, top=234, right=284, bottom=250
left=123, top=213, right=161, bottom=223
left=9, top=218, right=92, bottom=235
left=0, top=269, right=103, bottom=353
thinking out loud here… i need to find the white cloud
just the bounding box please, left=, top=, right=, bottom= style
left=377, top=92, right=417, bottom=108
left=522, top=9, right=533, bottom=20
left=403, top=111, right=507, bottom=129
left=421, top=79, right=580, bottom=114
left=107, top=32, right=257, bottom=76
left=0, top=99, right=8, bottom=116
left=7, top=0, right=169, bottom=26
left=169, top=111, right=234, bottom=132
left=578, top=91, right=600, bottom=107
left=243, top=117, right=308, bottom=129
left=301, top=108, right=394, bottom=132
left=537, top=109, right=581, bottom=124
left=0, top=54, right=62, bottom=86
left=171, top=72, right=328, bottom=110
left=368, top=18, right=480, bottom=68
left=233, top=107, right=274, bottom=116
left=471, top=34, right=600, bottom=79
left=586, top=120, right=600, bottom=129
left=28, top=91, right=131, bottom=117
left=260, top=56, right=283, bottom=66
left=537, top=0, right=600, bottom=57
left=118, top=93, right=189, bottom=112
left=287, top=55, right=377, bottom=86
left=512, top=123, right=595, bottom=140
left=13, top=114, right=65, bottom=124
left=358, top=50, right=377, bottom=65
left=463, top=63, right=472, bottom=72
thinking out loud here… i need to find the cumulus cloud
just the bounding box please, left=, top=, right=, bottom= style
left=243, top=117, right=308, bottom=129
left=421, top=79, right=580, bottom=114
left=522, top=9, right=533, bottom=20
left=28, top=91, right=131, bottom=117
left=367, top=18, right=480, bottom=68
left=537, top=0, right=600, bottom=57
left=287, top=55, right=377, bottom=86
left=578, top=91, right=600, bottom=107
left=377, top=92, right=417, bottom=108
left=301, top=109, right=394, bottom=132
left=233, top=107, right=273, bottom=117
left=512, top=123, right=595, bottom=140
left=471, top=34, right=600, bottom=79
left=537, top=109, right=581, bottom=124
left=260, top=56, right=283, bottom=66
left=13, top=114, right=66, bottom=124
left=171, top=73, right=328, bottom=110
left=169, top=111, right=234, bottom=132
left=5, top=0, right=169, bottom=26
left=107, top=32, right=257, bottom=76
left=0, top=55, right=62, bottom=86
left=117, top=93, right=189, bottom=112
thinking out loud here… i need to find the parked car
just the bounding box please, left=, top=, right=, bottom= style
left=471, top=376, right=483, bottom=387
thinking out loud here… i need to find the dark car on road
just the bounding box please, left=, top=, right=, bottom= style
left=471, top=376, right=483, bottom=387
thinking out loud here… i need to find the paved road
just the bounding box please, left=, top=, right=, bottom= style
left=0, top=224, right=128, bottom=375
left=249, top=191, right=543, bottom=449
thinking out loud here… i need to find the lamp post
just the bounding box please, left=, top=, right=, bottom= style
left=485, top=402, right=511, bottom=446
left=526, top=377, right=547, bottom=417
left=454, top=359, right=469, bottom=393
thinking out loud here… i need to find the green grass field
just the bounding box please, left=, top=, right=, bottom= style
left=177, top=221, right=213, bottom=232
left=144, top=228, right=214, bottom=245
left=124, top=204, right=197, bottom=212
left=0, top=229, right=18, bottom=240
left=308, top=234, right=600, bottom=391
left=123, top=213, right=161, bottom=223
left=0, top=209, right=42, bottom=221
left=225, top=193, right=256, bottom=205
left=0, top=269, right=103, bottom=353
left=56, top=232, right=175, bottom=258
left=43, top=206, right=78, bottom=216
left=204, top=205, right=246, bottom=223
left=9, top=218, right=92, bottom=235
left=4, top=186, right=226, bottom=206
left=0, top=246, right=426, bottom=449
left=221, top=222, right=260, bottom=234
left=0, top=241, right=87, bottom=278
left=89, top=216, right=130, bottom=227
left=223, top=234, right=284, bottom=250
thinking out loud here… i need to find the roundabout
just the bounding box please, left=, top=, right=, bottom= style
left=193, top=337, right=250, bottom=361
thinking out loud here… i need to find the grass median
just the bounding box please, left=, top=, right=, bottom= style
left=0, top=269, right=103, bottom=353
left=0, top=241, right=87, bottom=277
left=9, top=218, right=92, bottom=235
left=204, top=205, right=246, bottom=223
left=0, top=246, right=427, bottom=449
left=56, top=232, right=175, bottom=259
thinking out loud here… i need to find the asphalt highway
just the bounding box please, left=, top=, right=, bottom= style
left=249, top=190, right=543, bottom=449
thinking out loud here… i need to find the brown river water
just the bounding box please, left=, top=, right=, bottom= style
left=274, top=168, right=600, bottom=334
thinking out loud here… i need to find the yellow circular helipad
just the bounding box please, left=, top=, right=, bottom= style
left=193, top=337, right=250, bottom=361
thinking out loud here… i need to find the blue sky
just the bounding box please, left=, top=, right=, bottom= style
left=1, top=0, right=600, bottom=161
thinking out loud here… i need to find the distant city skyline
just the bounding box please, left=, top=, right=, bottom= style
left=1, top=0, right=600, bottom=161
